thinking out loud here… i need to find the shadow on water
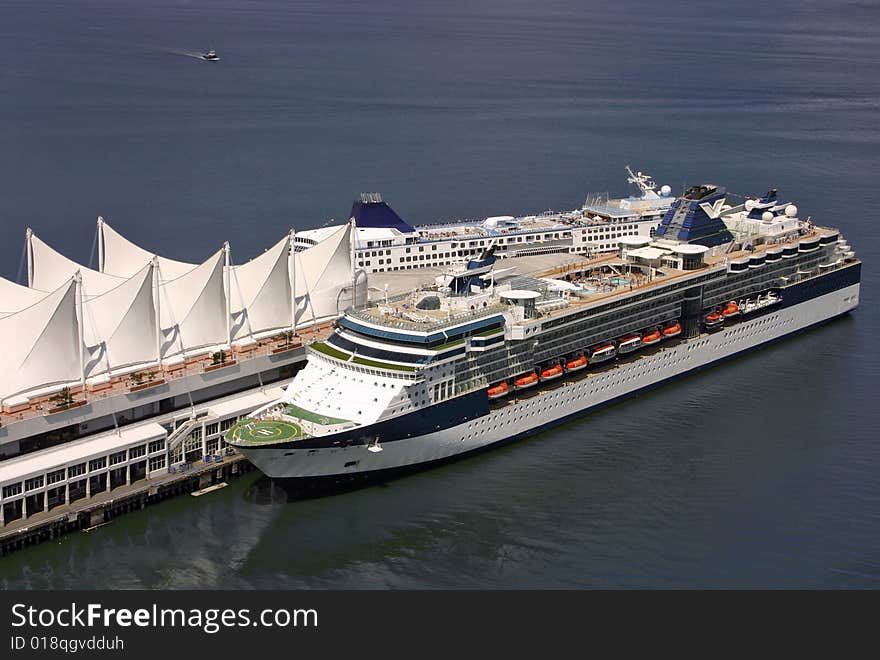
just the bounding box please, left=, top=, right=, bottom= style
left=247, top=472, right=402, bottom=504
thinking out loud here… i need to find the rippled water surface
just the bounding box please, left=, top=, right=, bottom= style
left=0, top=0, right=878, bottom=588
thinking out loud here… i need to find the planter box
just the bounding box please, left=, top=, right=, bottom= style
left=271, top=344, right=300, bottom=354
left=47, top=400, right=87, bottom=415
left=204, top=360, right=237, bottom=373
left=128, top=378, right=166, bottom=393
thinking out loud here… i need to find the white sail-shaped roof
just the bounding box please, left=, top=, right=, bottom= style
left=294, top=223, right=355, bottom=321
left=159, top=249, right=227, bottom=356
left=229, top=235, right=291, bottom=340
left=0, top=279, right=81, bottom=401
left=82, top=262, right=158, bottom=377
left=99, top=219, right=196, bottom=281
left=28, top=230, right=132, bottom=297
left=0, top=216, right=362, bottom=402
left=0, top=277, right=49, bottom=319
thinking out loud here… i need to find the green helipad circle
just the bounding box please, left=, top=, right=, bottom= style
left=228, top=419, right=301, bottom=445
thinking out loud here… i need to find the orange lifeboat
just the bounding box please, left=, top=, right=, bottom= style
left=540, top=364, right=564, bottom=381
left=514, top=372, right=539, bottom=389
left=566, top=355, right=588, bottom=371
left=642, top=329, right=662, bottom=345
left=704, top=310, right=724, bottom=329
left=487, top=381, right=510, bottom=399
left=663, top=322, right=682, bottom=338
left=722, top=301, right=740, bottom=318
left=617, top=334, right=642, bottom=354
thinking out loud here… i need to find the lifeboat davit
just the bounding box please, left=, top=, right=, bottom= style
left=514, top=372, right=539, bottom=389
left=722, top=301, right=740, bottom=318
left=590, top=343, right=617, bottom=363
left=662, top=322, right=682, bottom=338
left=540, top=364, right=564, bottom=381
left=566, top=355, right=588, bottom=371
left=642, top=329, right=662, bottom=346
left=487, top=381, right=510, bottom=399
left=617, top=334, right=642, bottom=354
left=704, top=310, right=724, bottom=329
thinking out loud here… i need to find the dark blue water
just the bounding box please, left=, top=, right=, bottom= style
left=0, top=0, right=878, bottom=588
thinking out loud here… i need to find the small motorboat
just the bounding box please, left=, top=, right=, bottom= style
left=487, top=381, right=510, bottom=399
left=540, top=364, right=564, bottom=381
left=201, top=49, right=220, bottom=61
left=662, top=322, right=682, bottom=338
left=722, top=301, right=740, bottom=318
left=704, top=310, right=724, bottom=329
left=642, top=329, right=662, bottom=346
left=566, top=355, right=588, bottom=371
left=590, top=344, right=617, bottom=363
left=617, top=334, right=642, bottom=354
left=514, top=372, right=539, bottom=389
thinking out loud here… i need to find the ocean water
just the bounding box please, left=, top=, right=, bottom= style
left=0, top=0, right=878, bottom=588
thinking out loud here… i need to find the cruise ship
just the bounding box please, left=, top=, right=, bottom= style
left=226, top=184, right=861, bottom=482
left=294, top=167, right=674, bottom=273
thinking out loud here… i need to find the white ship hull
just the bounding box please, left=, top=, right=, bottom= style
left=238, top=283, right=860, bottom=480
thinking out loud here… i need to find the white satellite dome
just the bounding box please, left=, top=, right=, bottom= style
left=762, top=211, right=774, bottom=222
left=660, top=184, right=672, bottom=196
left=784, top=204, right=798, bottom=217
left=744, top=199, right=757, bottom=211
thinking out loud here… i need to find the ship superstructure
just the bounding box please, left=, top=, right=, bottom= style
left=294, top=168, right=674, bottom=273
left=228, top=185, right=861, bottom=481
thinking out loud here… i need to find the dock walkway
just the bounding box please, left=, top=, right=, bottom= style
left=0, top=454, right=252, bottom=556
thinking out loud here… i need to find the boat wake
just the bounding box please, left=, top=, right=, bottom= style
left=164, top=48, right=218, bottom=61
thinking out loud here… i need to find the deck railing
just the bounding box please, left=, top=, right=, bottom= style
left=0, top=323, right=334, bottom=428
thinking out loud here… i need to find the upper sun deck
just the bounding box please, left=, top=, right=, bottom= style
left=526, top=224, right=848, bottom=323
left=415, top=211, right=582, bottom=241
left=342, top=222, right=850, bottom=341
left=345, top=300, right=508, bottom=335
left=582, top=194, right=673, bottom=220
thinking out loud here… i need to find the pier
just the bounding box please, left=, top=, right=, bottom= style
left=0, top=453, right=253, bottom=557
left=0, top=384, right=290, bottom=555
